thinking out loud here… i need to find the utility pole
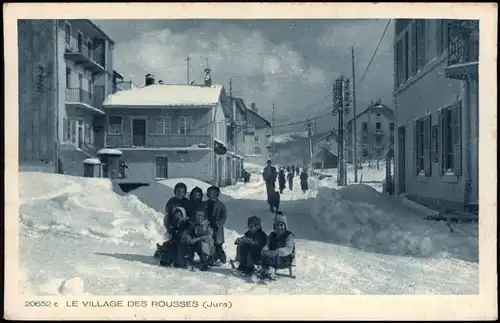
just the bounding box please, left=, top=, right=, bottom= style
left=333, top=77, right=344, bottom=186
left=307, top=119, right=313, bottom=176
left=272, top=102, right=275, bottom=159
left=352, top=46, right=358, bottom=182
left=186, top=56, right=191, bottom=84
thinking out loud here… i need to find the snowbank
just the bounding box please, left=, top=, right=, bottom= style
left=158, top=178, right=212, bottom=193
left=307, top=184, right=478, bottom=262
left=243, top=162, right=264, bottom=174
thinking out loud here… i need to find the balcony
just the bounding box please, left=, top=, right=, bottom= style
left=64, top=43, right=105, bottom=74
left=446, top=20, right=479, bottom=80
left=106, top=134, right=213, bottom=149
left=65, top=88, right=105, bottom=115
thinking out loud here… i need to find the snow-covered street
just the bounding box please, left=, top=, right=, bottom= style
left=18, top=166, right=478, bottom=296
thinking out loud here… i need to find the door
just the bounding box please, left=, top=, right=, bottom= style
left=78, top=74, right=83, bottom=101
left=77, top=120, right=84, bottom=149
left=397, top=126, right=406, bottom=194
left=132, top=118, right=147, bottom=147
left=155, top=156, right=168, bottom=179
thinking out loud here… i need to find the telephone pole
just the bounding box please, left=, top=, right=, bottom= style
left=352, top=46, right=358, bottom=182
left=186, top=56, right=191, bottom=84
left=272, top=102, right=275, bottom=159
left=307, top=119, right=314, bottom=175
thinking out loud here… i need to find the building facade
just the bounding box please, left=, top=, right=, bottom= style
left=345, top=102, right=395, bottom=165
left=393, top=19, right=479, bottom=212
left=236, top=102, right=272, bottom=167
left=18, top=19, right=115, bottom=175
left=102, top=76, right=234, bottom=186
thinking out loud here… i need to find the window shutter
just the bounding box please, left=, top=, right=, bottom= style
left=423, top=114, right=431, bottom=176
left=452, top=102, right=462, bottom=176
left=437, top=109, right=444, bottom=175
left=436, top=20, right=443, bottom=56
left=411, top=22, right=417, bottom=75
left=413, top=120, right=418, bottom=175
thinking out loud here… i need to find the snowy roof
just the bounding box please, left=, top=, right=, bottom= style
left=97, top=148, right=123, bottom=156
left=103, top=84, right=223, bottom=107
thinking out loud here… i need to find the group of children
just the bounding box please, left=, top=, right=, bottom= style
left=155, top=183, right=227, bottom=271
left=155, top=181, right=296, bottom=280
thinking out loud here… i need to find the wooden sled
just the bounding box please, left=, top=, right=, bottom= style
left=229, top=258, right=296, bottom=279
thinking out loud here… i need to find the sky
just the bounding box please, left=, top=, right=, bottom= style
left=94, top=19, right=395, bottom=135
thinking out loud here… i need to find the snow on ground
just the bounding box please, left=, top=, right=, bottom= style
left=19, top=171, right=478, bottom=296
left=243, top=162, right=264, bottom=174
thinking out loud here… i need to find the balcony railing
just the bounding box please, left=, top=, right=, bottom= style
left=106, top=134, right=213, bottom=149
left=65, top=88, right=104, bottom=113
left=446, top=20, right=479, bottom=80
left=64, top=41, right=106, bottom=74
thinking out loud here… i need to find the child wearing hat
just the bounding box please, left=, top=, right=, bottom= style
left=156, top=206, right=190, bottom=267
left=205, top=186, right=227, bottom=265
left=258, top=211, right=295, bottom=279
left=234, top=216, right=268, bottom=275
left=164, top=182, right=192, bottom=238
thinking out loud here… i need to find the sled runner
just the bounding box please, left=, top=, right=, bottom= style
left=229, top=259, right=296, bottom=279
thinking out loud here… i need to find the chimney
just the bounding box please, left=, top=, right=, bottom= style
left=145, top=74, right=155, bottom=86
left=250, top=102, right=257, bottom=113
left=204, top=67, right=212, bottom=87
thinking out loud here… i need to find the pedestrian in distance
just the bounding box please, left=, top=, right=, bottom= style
left=287, top=169, right=294, bottom=191
left=262, top=160, right=278, bottom=212
left=300, top=168, right=309, bottom=193
left=278, top=168, right=286, bottom=194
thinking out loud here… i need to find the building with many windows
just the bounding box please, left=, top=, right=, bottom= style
left=18, top=19, right=115, bottom=175
left=393, top=19, right=478, bottom=212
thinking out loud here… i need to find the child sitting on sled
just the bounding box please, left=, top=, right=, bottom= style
left=233, top=216, right=268, bottom=275
left=182, top=207, right=214, bottom=271
left=257, top=211, right=295, bottom=280
left=155, top=206, right=190, bottom=267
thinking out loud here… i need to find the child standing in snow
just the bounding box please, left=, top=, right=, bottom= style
left=182, top=207, right=214, bottom=271
left=188, top=186, right=205, bottom=222
left=278, top=168, right=286, bottom=194
left=258, top=211, right=295, bottom=280
left=164, top=182, right=191, bottom=238
left=205, top=186, right=227, bottom=265
left=234, top=216, right=268, bottom=275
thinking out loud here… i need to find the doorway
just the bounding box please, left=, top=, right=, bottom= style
left=155, top=156, right=168, bottom=179
left=132, top=118, right=147, bottom=147
left=397, top=126, right=406, bottom=194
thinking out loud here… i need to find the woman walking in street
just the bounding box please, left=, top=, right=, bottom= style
left=300, top=168, right=309, bottom=193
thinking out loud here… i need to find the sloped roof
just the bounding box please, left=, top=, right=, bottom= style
left=345, top=103, right=394, bottom=125
left=103, top=84, right=223, bottom=107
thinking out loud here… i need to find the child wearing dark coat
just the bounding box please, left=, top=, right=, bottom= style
left=182, top=207, right=214, bottom=271
left=258, top=211, right=295, bottom=280
left=188, top=186, right=205, bottom=221
left=234, top=216, right=268, bottom=275
left=205, top=186, right=227, bottom=265
left=155, top=206, right=191, bottom=267
left=164, top=182, right=191, bottom=238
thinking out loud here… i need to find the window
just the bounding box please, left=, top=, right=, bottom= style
left=88, top=79, right=93, bottom=95
left=362, top=122, right=368, bottom=132
left=156, top=117, right=171, bottom=135
left=84, top=123, right=93, bottom=144
left=440, top=103, right=462, bottom=175
left=395, top=30, right=409, bottom=87
left=389, top=122, right=395, bottom=132
left=64, top=21, right=71, bottom=48
left=108, top=116, right=123, bottom=134
left=376, top=122, right=382, bottom=130
left=254, top=136, right=259, bottom=143
left=414, top=115, right=431, bottom=176
left=376, top=113, right=381, bottom=117
left=77, top=31, right=84, bottom=53
left=65, top=68, right=71, bottom=89
left=253, top=147, right=261, bottom=154
left=376, top=135, right=382, bottom=144
left=70, top=120, right=76, bottom=143
left=86, top=38, right=93, bottom=60
left=390, top=135, right=395, bottom=145
left=411, top=20, right=427, bottom=75
left=362, top=148, right=369, bottom=157
left=178, top=116, right=192, bottom=135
